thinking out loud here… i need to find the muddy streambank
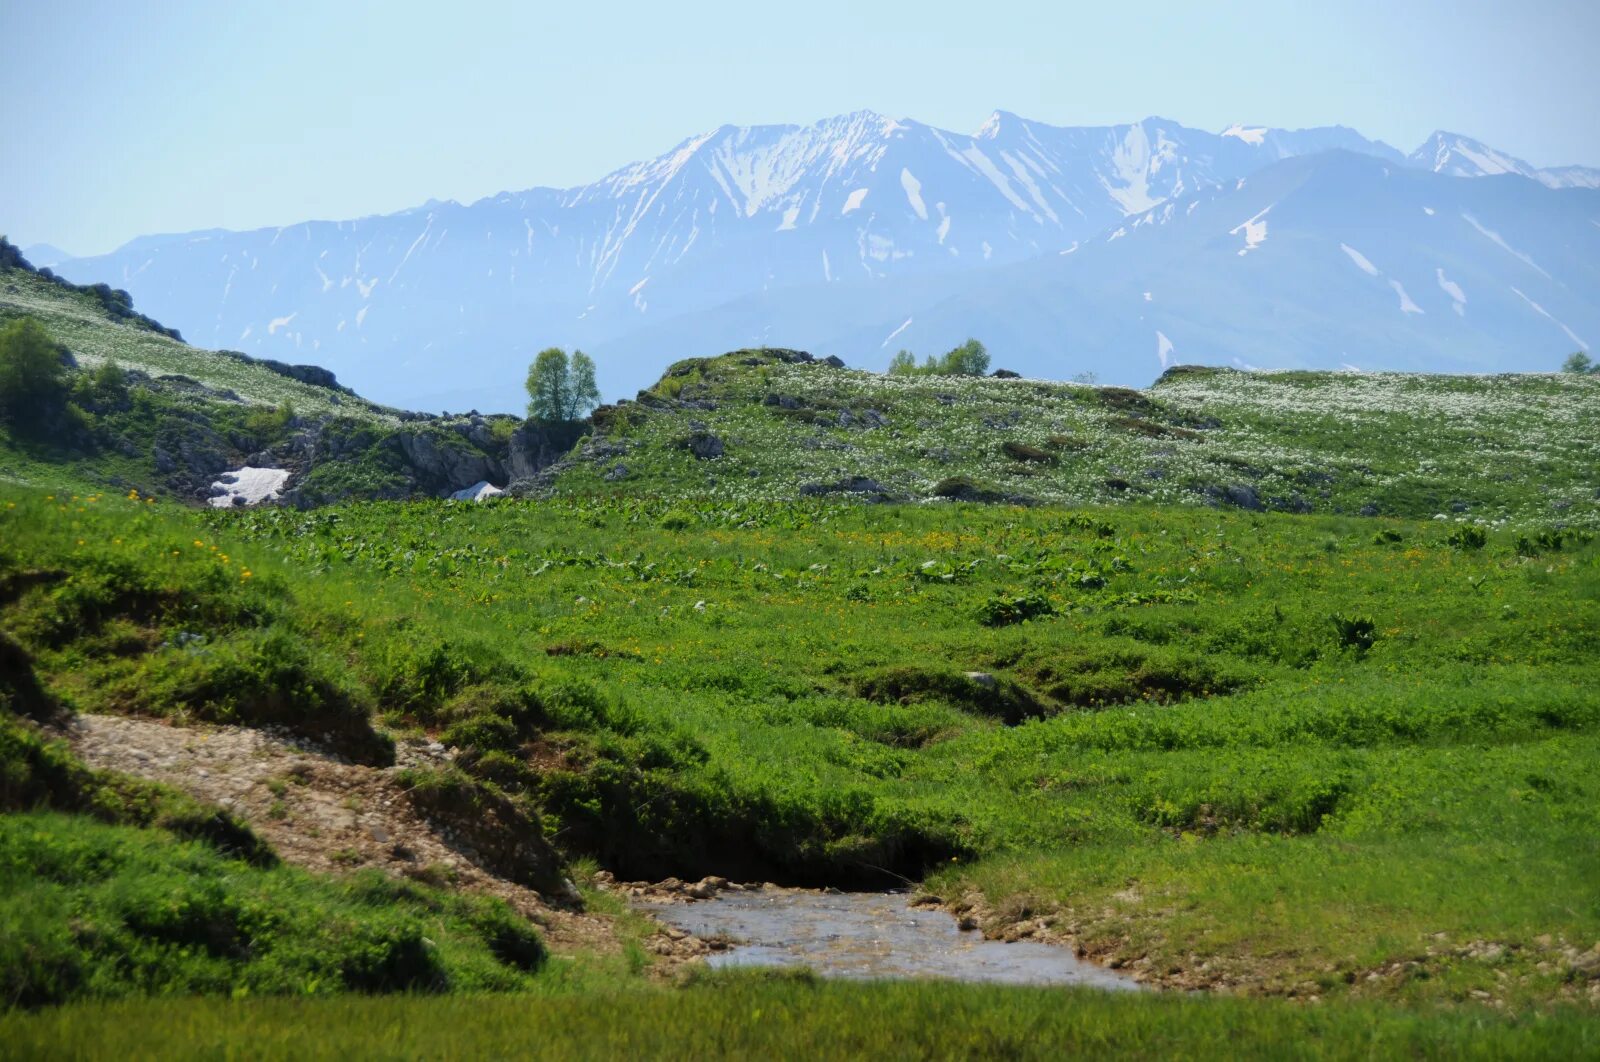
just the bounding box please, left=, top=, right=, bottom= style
left=605, top=874, right=1140, bottom=989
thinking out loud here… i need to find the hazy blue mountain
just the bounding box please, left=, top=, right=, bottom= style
left=1407, top=131, right=1600, bottom=189
left=21, top=243, right=75, bottom=270
left=37, top=112, right=1595, bottom=410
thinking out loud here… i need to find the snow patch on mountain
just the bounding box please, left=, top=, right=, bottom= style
left=1511, top=288, right=1589, bottom=350
left=1341, top=244, right=1380, bottom=276
left=1461, top=213, right=1550, bottom=278
left=1230, top=207, right=1271, bottom=255
left=900, top=169, right=928, bottom=220
left=1436, top=269, right=1467, bottom=315
left=1390, top=280, right=1424, bottom=315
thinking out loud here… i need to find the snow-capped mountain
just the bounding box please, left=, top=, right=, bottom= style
left=36, top=112, right=1598, bottom=410
left=1407, top=132, right=1600, bottom=189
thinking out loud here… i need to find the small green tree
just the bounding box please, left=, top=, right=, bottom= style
left=525, top=347, right=602, bottom=421
left=526, top=348, right=571, bottom=421
left=940, top=338, right=990, bottom=376
left=887, top=350, right=917, bottom=376
left=1562, top=351, right=1596, bottom=375
left=0, top=317, right=70, bottom=429
left=569, top=350, right=601, bottom=419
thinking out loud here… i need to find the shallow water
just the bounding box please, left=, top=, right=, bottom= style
left=642, top=890, right=1140, bottom=989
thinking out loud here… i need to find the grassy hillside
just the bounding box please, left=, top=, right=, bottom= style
left=546, top=349, right=1600, bottom=527
left=5, top=484, right=1596, bottom=1012
left=0, top=260, right=387, bottom=419
left=0, top=245, right=529, bottom=505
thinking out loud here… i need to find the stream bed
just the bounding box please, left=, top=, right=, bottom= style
left=641, top=889, right=1140, bottom=989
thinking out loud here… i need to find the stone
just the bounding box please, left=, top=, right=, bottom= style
left=682, top=432, right=724, bottom=460
left=604, top=464, right=629, bottom=481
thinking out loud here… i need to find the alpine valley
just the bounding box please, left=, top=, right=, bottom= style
left=34, top=112, right=1600, bottom=411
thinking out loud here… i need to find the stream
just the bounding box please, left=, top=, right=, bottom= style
left=641, top=889, right=1140, bottom=989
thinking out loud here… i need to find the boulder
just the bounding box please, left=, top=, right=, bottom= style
left=1205, top=484, right=1263, bottom=511
left=681, top=432, right=724, bottom=460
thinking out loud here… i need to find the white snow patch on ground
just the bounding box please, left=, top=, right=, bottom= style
left=1462, top=214, right=1550, bottom=278
left=356, top=278, right=378, bottom=298
left=900, top=169, right=928, bottom=220
left=1436, top=269, right=1467, bottom=315
left=936, top=214, right=951, bottom=244
left=881, top=317, right=913, bottom=348
left=356, top=306, right=370, bottom=328
left=450, top=481, right=504, bottom=502
left=629, top=277, right=650, bottom=296
left=1390, top=280, right=1424, bottom=315
left=208, top=468, right=289, bottom=508
left=267, top=313, right=296, bottom=335
left=1156, top=330, right=1174, bottom=368
left=1221, top=124, right=1267, bottom=145
left=778, top=206, right=800, bottom=231
left=1340, top=244, right=1381, bottom=276
left=842, top=189, right=869, bottom=215
left=1511, top=287, right=1589, bottom=349
left=1229, top=207, right=1271, bottom=255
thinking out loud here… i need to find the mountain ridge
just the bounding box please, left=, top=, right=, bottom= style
left=33, top=111, right=1600, bottom=410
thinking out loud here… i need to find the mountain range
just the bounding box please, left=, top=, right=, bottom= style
left=29, top=112, right=1600, bottom=411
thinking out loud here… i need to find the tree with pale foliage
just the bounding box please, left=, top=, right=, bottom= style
left=885, top=338, right=991, bottom=377
left=1562, top=351, right=1597, bottom=375
left=525, top=347, right=602, bottom=421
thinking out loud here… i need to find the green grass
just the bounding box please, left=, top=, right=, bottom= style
left=4, top=484, right=1596, bottom=1009
left=3, top=974, right=1596, bottom=1059
left=0, top=810, right=551, bottom=1006
left=552, top=349, right=1600, bottom=526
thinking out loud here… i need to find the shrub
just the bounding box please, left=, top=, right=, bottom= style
left=1330, top=614, right=1377, bottom=653
left=1000, top=441, right=1054, bottom=464
left=0, top=317, right=70, bottom=429
left=853, top=666, right=1049, bottom=725
left=976, top=591, right=1055, bottom=627
left=1445, top=525, right=1487, bottom=551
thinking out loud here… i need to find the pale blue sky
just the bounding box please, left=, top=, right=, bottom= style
left=4, top=0, right=1597, bottom=255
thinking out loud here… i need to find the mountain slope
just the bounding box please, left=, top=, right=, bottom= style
left=37, top=112, right=1597, bottom=410
left=587, top=152, right=1600, bottom=383
left=1408, top=131, right=1600, bottom=189
left=42, top=113, right=1402, bottom=408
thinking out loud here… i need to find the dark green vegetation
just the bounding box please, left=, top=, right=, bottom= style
left=4, top=973, right=1596, bottom=1060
